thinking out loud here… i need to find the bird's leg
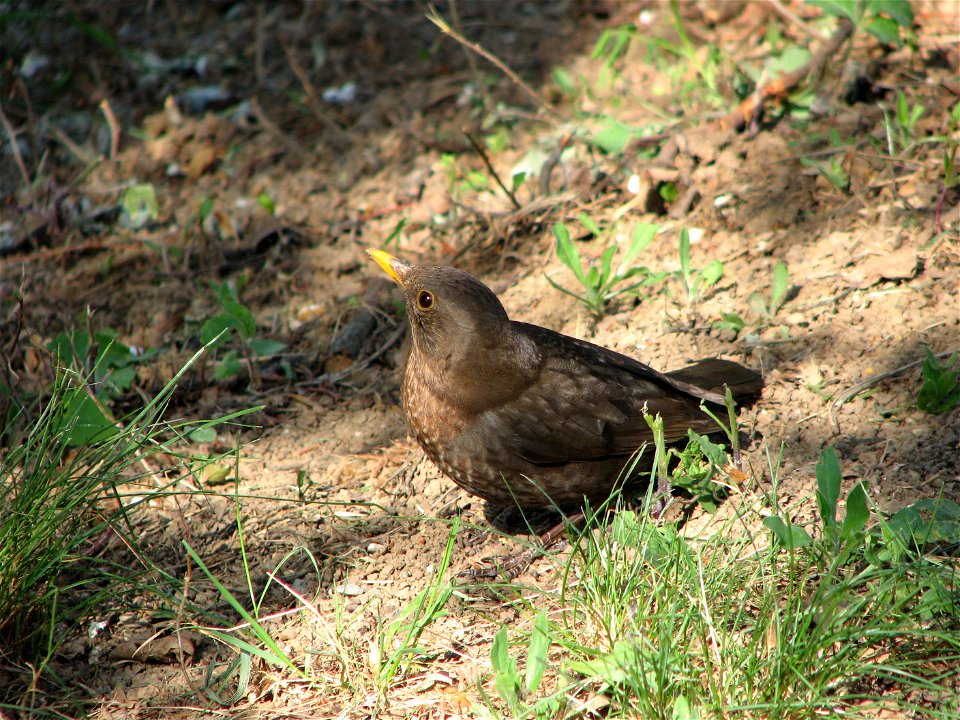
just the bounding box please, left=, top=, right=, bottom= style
left=458, top=511, right=586, bottom=581
left=462, top=505, right=518, bottom=547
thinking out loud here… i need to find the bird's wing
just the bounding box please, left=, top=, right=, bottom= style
left=483, top=353, right=715, bottom=466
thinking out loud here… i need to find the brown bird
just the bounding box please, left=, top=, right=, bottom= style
left=368, top=248, right=762, bottom=513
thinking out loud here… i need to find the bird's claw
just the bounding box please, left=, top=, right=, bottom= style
left=457, top=548, right=537, bottom=582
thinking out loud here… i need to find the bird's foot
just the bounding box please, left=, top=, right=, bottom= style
left=457, top=547, right=540, bottom=582
left=461, top=526, right=492, bottom=547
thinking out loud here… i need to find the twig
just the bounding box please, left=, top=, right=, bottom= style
left=465, top=131, right=521, bottom=210
left=306, top=323, right=407, bottom=387
left=254, top=0, right=265, bottom=88
left=718, top=17, right=853, bottom=132
left=280, top=39, right=351, bottom=140
left=830, top=349, right=957, bottom=431
left=248, top=96, right=310, bottom=157
left=4, top=275, right=24, bottom=360
left=539, top=131, right=574, bottom=196
left=2, top=237, right=146, bottom=263
left=427, top=8, right=562, bottom=121
left=0, top=99, right=31, bottom=187
left=49, top=125, right=95, bottom=165
left=99, top=99, right=121, bottom=158
left=449, top=0, right=491, bottom=109
left=765, top=0, right=827, bottom=42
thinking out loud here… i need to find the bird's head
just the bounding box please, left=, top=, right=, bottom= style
left=366, top=249, right=511, bottom=357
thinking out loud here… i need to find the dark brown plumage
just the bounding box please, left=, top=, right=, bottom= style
left=368, top=249, right=763, bottom=511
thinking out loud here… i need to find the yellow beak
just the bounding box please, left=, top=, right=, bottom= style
left=366, top=248, right=410, bottom=287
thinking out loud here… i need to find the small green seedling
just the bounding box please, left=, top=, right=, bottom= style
left=384, top=217, right=408, bottom=252
left=591, top=23, right=637, bottom=93
left=486, top=611, right=555, bottom=717
left=747, top=261, right=790, bottom=322
left=47, top=328, right=157, bottom=445
left=256, top=192, right=275, bottom=215
left=676, top=228, right=724, bottom=309
left=916, top=348, right=959, bottom=414
left=546, top=219, right=663, bottom=318
left=764, top=446, right=869, bottom=554
left=201, top=280, right=286, bottom=381
left=669, top=429, right=730, bottom=513
left=881, top=91, right=925, bottom=157
left=801, top=156, right=850, bottom=192
left=120, top=183, right=159, bottom=229
left=870, top=497, right=960, bottom=566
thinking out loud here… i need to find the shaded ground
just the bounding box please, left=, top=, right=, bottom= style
left=1, top=1, right=958, bottom=717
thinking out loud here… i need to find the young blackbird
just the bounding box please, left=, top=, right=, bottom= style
left=367, top=249, right=762, bottom=512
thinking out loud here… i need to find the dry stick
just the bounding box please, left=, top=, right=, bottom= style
left=465, top=131, right=521, bottom=210
left=4, top=277, right=24, bottom=360
left=829, top=349, right=957, bottom=431
left=449, top=0, right=491, bottom=109
left=305, top=322, right=407, bottom=388
left=0, top=99, right=31, bottom=187
left=539, top=131, right=575, bottom=196
left=765, top=0, right=827, bottom=42
left=99, top=99, right=121, bottom=158
left=254, top=0, right=265, bottom=88
left=248, top=96, right=309, bottom=157
left=3, top=238, right=146, bottom=263
left=718, top=17, right=853, bottom=132
left=426, top=9, right=563, bottom=121
left=280, top=40, right=351, bottom=140
left=50, top=125, right=95, bottom=166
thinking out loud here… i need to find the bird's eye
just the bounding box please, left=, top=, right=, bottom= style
left=416, top=290, right=434, bottom=310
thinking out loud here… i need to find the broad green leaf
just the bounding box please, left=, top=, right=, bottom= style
left=841, top=481, right=870, bottom=541
left=248, top=338, right=287, bottom=357
left=869, top=0, right=913, bottom=26
left=591, top=117, right=636, bottom=155
left=48, top=330, right=91, bottom=364
left=101, top=365, right=136, bottom=397
left=715, top=312, right=746, bottom=331
left=220, top=299, right=256, bottom=338
left=578, top=214, right=604, bottom=237
left=525, top=611, right=550, bottom=695
left=808, top=0, right=860, bottom=22
left=120, top=183, right=159, bottom=229
left=199, top=196, right=214, bottom=221
left=553, top=223, right=586, bottom=284
left=815, top=446, right=842, bottom=527
left=918, top=349, right=960, bottom=413
left=61, top=391, right=118, bottom=446
left=763, top=516, right=812, bottom=549
left=201, top=314, right=239, bottom=348
left=700, top=259, right=724, bottom=286
left=552, top=66, right=576, bottom=95
left=673, top=696, right=700, bottom=720
left=659, top=182, right=678, bottom=203
left=257, top=193, right=275, bottom=214
left=491, top=629, right=519, bottom=705
left=767, top=45, right=811, bottom=75
left=770, top=261, right=789, bottom=312
left=544, top=274, right=588, bottom=305
left=188, top=426, right=219, bottom=443
left=865, top=16, right=902, bottom=46
left=747, top=292, right=768, bottom=317
left=599, top=244, right=617, bottom=283
left=214, top=351, right=243, bottom=380
left=678, top=229, right=692, bottom=280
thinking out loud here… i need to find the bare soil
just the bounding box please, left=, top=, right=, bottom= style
left=1, top=1, right=957, bottom=717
